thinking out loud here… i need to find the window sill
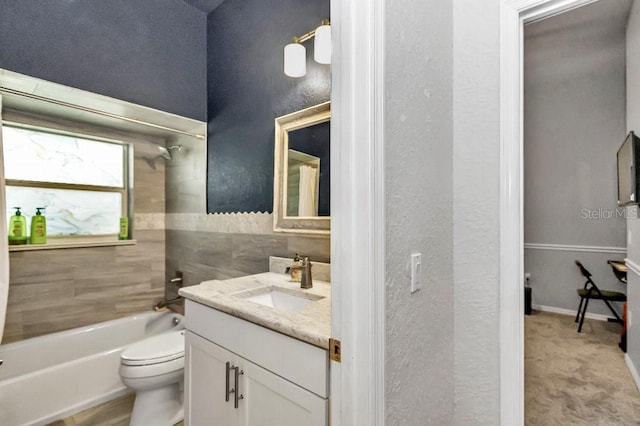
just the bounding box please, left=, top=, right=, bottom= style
left=8, top=239, right=137, bottom=252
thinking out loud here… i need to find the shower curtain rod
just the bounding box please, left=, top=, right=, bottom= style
left=0, top=86, right=205, bottom=140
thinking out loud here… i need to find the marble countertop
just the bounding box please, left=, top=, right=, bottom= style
left=179, top=272, right=331, bottom=349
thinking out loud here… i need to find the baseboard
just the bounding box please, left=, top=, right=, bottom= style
left=531, top=304, right=614, bottom=322
left=625, top=354, right=640, bottom=392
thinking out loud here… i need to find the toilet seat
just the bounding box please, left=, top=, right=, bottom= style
left=121, top=330, right=185, bottom=366
left=120, top=357, right=184, bottom=379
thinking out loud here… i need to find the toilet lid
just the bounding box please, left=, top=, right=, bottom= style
left=121, top=330, right=185, bottom=366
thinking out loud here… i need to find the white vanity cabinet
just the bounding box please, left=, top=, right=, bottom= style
left=184, top=300, right=329, bottom=426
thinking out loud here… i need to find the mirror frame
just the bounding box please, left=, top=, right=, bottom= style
left=273, top=101, right=331, bottom=235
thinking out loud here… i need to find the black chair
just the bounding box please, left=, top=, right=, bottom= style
left=574, top=260, right=626, bottom=333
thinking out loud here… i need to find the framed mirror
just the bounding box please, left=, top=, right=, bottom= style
left=273, top=101, right=330, bottom=235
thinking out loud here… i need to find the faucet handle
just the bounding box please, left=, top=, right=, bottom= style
left=170, top=271, right=184, bottom=287
left=300, top=256, right=313, bottom=289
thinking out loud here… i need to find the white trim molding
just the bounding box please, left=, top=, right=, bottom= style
left=500, top=2, right=525, bottom=424
left=524, top=243, right=626, bottom=254
left=330, top=0, right=385, bottom=425
left=500, top=0, right=598, bottom=424
left=531, top=304, right=615, bottom=322
left=625, top=258, right=640, bottom=277
left=625, top=354, right=640, bottom=392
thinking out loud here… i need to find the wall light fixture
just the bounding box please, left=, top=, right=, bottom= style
left=284, top=20, right=331, bottom=78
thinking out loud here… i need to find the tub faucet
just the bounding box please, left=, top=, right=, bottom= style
left=154, top=296, right=183, bottom=311
left=300, top=256, right=313, bottom=289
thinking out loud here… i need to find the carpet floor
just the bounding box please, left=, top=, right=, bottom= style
left=526, top=311, right=640, bottom=425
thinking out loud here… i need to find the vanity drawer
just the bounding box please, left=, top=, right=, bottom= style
left=185, top=299, right=329, bottom=398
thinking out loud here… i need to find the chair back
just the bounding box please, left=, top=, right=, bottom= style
left=575, top=260, right=592, bottom=278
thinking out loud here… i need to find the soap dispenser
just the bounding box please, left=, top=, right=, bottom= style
left=30, top=207, right=47, bottom=244
left=8, top=207, right=27, bottom=245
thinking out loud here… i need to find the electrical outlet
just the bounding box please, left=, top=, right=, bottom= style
left=629, top=310, right=633, bottom=327
left=524, top=272, right=531, bottom=280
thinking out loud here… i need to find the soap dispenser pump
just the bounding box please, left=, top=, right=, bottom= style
left=30, top=207, right=47, bottom=244
left=8, top=207, right=27, bottom=245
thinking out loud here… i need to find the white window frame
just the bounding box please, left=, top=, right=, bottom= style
left=2, top=120, right=135, bottom=250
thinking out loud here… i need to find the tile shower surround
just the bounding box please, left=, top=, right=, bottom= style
left=7, top=213, right=330, bottom=342
left=4, top=137, right=166, bottom=344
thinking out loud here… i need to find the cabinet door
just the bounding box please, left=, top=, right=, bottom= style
left=185, top=331, right=240, bottom=426
left=240, top=358, right=328, bottom=426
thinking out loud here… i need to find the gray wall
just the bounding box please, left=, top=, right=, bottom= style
left=453, top=0, right=501, bottom=423
left=384, top=0, right=454, bottom=423
left=524, top=1, right=629, bottom=317
left=0, top=0, right=207, bottom=121
left=626, top=0, right=640, bottom=381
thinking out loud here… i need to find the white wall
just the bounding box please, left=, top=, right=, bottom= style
left=384, top=0, right=454, bottom=423
left=524, top=0, right=629, bottom=317
left=453, top=0, right=502, bottom=423
left=385, top=1, right=634, bottom=423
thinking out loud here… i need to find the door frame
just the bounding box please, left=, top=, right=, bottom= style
left=499, top=0, right=597, bottom=424
left=330, top=0, right=386, bottom=425
left=331, top=0, right=599, bottom=424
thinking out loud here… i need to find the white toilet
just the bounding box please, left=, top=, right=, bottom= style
left=119, top=329, right=185, bottom=426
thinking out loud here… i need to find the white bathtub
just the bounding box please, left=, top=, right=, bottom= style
left=0, top=310, right=184, bottom=426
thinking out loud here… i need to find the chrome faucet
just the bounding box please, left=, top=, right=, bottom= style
left=154, top=271, right=184, bottom=310
left=154, top=296, right=183, bottom=310
left=300, top=256, right=313, bottom=289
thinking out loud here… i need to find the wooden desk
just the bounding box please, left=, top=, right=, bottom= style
left=607, top=259, right=627, bottom=283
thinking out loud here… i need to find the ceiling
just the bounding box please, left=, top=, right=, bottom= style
left=525, top=0, right=633, bottom=40
left=182, top=0, right=226, bottom=14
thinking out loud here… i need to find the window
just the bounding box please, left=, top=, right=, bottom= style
left=2, top=123, right=131, bottom=242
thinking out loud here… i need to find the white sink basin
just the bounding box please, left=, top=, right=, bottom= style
left=243, top=287, right=323, bottom=311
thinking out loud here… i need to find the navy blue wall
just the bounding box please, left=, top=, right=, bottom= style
left=206, top=0, right=331, bottom=213
left=0, top=0, right=207, bottom=121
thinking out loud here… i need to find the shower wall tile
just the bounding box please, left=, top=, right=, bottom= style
left=165, top=229, right=330, bottom=295
left=4, top=134, right=166, bottom=344
left=133, top=136, right=167, bottom=214
left=232, top=234, right=288, bottom=273
left=287, top=235, right=331, bottom=263
left=165, top=137, right=206, bottom=214
left=5, top=230, right=165, bottom=343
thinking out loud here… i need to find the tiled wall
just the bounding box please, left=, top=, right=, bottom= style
left=5, top=231, right=165, bottom=343
left=165, top=225, right=330, bottom=316
left=162, top=133, right=331, bottom=311
left=4, top=122, right=166, bottom=344
left=166, top=226, right=330, bottom=289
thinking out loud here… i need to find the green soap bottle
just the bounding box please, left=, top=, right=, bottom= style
left=30, top=207, right=47, bottom=244
left=119, top=217, right=128, bottom=240
left=8, top=207, right=27, bottom=245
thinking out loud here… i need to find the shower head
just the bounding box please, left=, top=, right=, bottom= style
left=158, top=145, right=183, bottom=160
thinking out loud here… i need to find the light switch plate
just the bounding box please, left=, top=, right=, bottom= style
left=411, top=253, right=422, bottom=293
